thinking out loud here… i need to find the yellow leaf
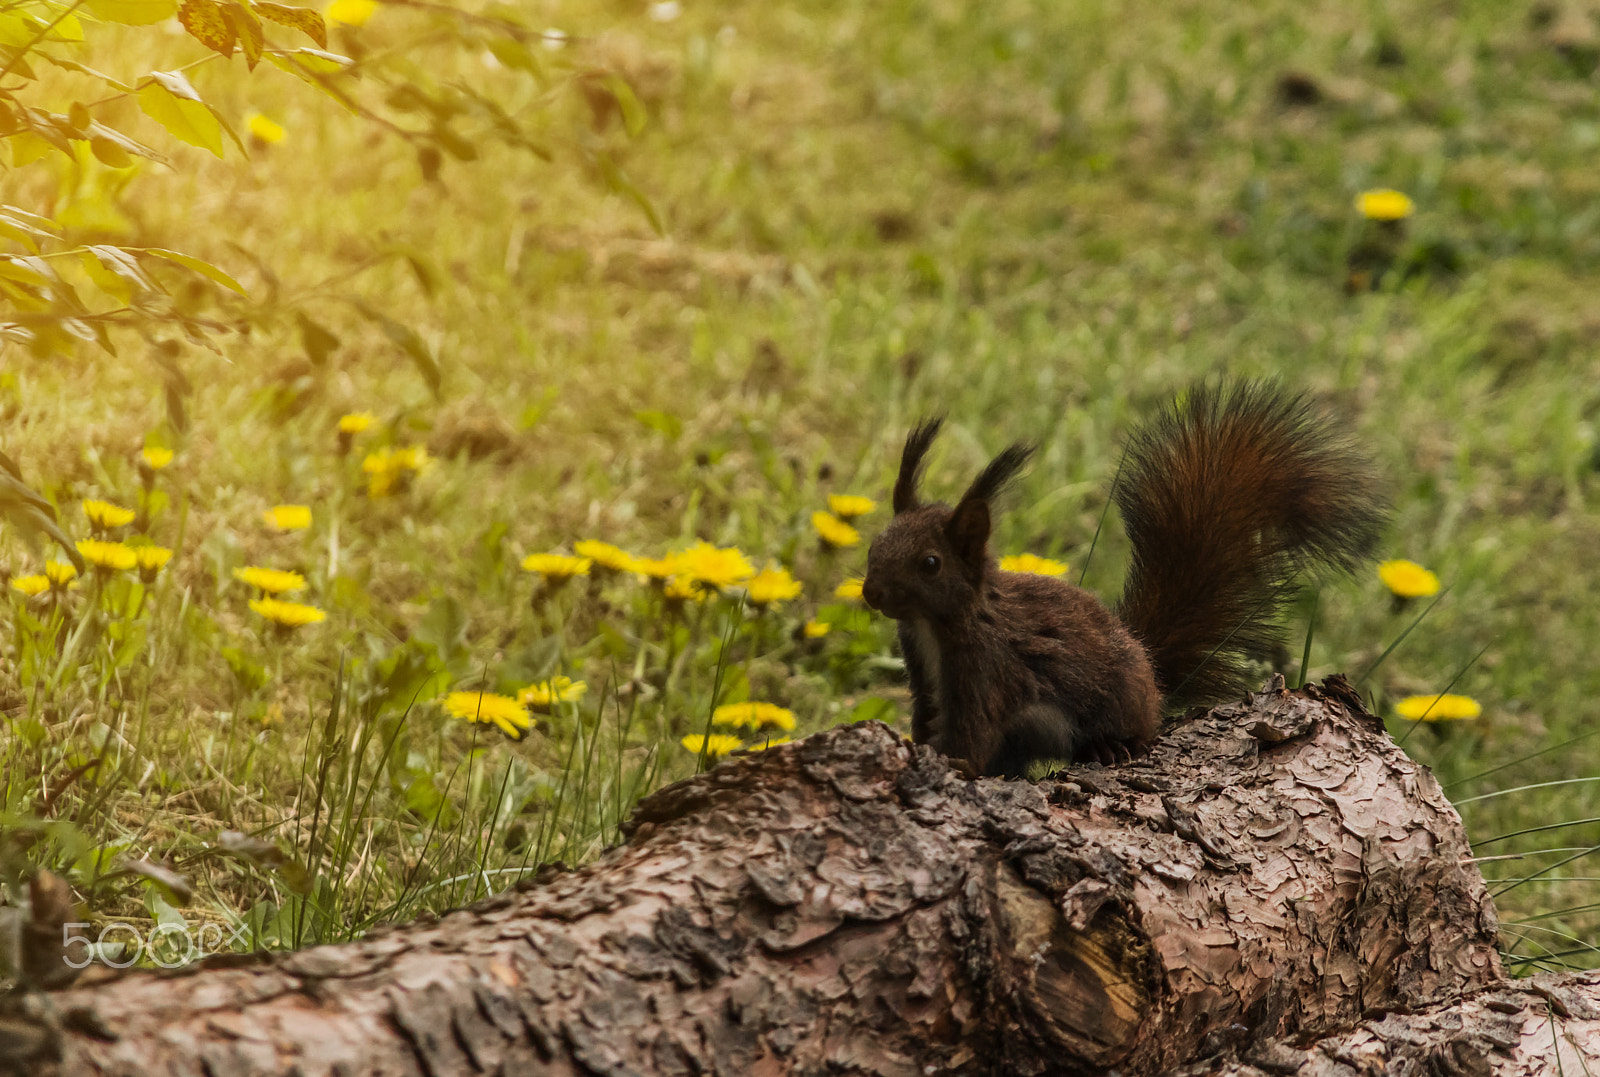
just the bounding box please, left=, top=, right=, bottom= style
left=85, top=0, right=178, bottom=24
left=138, top=75, right=224, bottom=157
left=0, top=256, right=52, bottom=287
left=257, top=2, right=326, bottom=48
left=222, top=1, right=264, bottom=69
left=272, top=47, right=349, bottom=74
left=80, top=250, right=131, bottom=302
left=178, top=0, right=235, bottom=57
left=7, top=132, right=59, bottom=167
left=0, top=15, right=33, bottom=47
left=141, top=248, right=246, bottom=294
left=51, top=14, right=85, bottom=40
left=90, top=136, right=133, bottom=168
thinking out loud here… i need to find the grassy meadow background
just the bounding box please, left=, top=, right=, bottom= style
left=3, top=0, right=1600, bottom=972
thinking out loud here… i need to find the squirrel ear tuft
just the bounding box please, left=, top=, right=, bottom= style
left=959, top=443, right=1035, bottom=506
left=946, top=498, right=991, bottom=568
left=894, top=417, right=944, bottom=514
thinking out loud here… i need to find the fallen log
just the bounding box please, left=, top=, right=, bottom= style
left=13, top=676, right=1505, bottom=1075
left=1183, top=971, right=1600, bottom=1075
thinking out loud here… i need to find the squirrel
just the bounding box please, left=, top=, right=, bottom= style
left=860, top=383, right=1388, bottom=778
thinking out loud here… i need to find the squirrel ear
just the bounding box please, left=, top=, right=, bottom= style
left=894, top=417, right=944, bottom=514
left=959, top=443, right=1035, bottom=505
left=946, top=498, right=991, bottom=567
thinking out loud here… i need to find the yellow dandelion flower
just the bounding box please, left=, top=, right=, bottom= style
left=393, top=445, right=429, bottom=471
left=45, top=561, right=78, bottom=587
left=680, top=733, right=744, bottom=757
left=10, top=575, right=49, bottom=596
left=811, top=511, right=860, bottom=549
left=76, top=539, right=137, bottom=572
left=802, top=620, right=831, bottom=638
left=248, top=597, right=326, bottom=628
left=1379, top=559, right=1440, bottom=599
left=673, top=541, right=754, bottom=590
left=521, top=553, right=591, bottom=579
left=827, top=494, right=877, bottom=519
left=835, top=577, right=864, bottom=600
left=1356, top=188, right=1415, bottom=221
left=750, top=736, right=791, bottom=750
left=663, top=576, right=706, bottom=603
left=1000, top=553, right=1069, bottom=577
left=746, top=563, right=802, bottom=606
left=233, top=566, right=306, bottom=594
left=362, top=449, right=397, bottom=496
left=519, top=676, right=588, bottom=710
left=575, top=540, right=640, bottom=574
left=631, top=555, right=680, bottom=580
left=82, top=499, right=136, bottom=531
left=713, top=701, right=797, bottom=732
left=327, top=0, right=377, bottom=25
left=263, top=505, right=312, bottom=531
left=1395, top=693, right=1482, bottom=722
left=247, top=113, right=286, bottom=144
left=338, top=412, right=376, bottom=434
left=134, top=546, right=173, bottom=581
left=140, top=446, right=174, bottom=471
left=443, top=691, right=532, bottom=740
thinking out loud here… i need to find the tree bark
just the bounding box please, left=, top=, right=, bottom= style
left=9, top=677, right=1509, bottom=1076
left=1180, top=972, right=1600, bottom=1075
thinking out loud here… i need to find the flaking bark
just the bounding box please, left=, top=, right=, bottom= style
left=11, top=677, right=1508, bottom=1075
left=1182, top=972, right=1600, bottom=1075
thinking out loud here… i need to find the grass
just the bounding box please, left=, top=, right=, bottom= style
left=4, top=0, right=1600, bottom=972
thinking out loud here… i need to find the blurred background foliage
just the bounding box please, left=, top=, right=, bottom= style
left=2, top=0, right=1600, bottom=976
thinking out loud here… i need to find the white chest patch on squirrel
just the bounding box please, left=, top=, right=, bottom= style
left=909, top=618, right=948, bottom=749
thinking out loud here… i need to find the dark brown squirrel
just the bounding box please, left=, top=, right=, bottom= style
left=860, top=383, right=1388, bottom=778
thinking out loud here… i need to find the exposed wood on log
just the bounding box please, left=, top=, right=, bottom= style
left=10, top=677, right=1506, bottom=1075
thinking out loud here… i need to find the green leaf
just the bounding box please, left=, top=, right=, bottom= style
left=602, top=73, right=648, bottom=137
left=297, top=312, right=340, bottom=365
left=86, top=0, right=178, bottom=24
left=221, top=646, right=267, bottom=692
left=140, top=247, right=247, bottom=294
left=848, top=697, right=898, bottom=724
left=487, top=37, right=542, bottom=79
left=138, top=72, right=223, bottom=157
left=354, top=302, right=442, bottom=398
left=634, top=409, right=682, bottom=440
left=127, top=859, right=193, bottom=904
left=594, top=151, right=664, bottom=236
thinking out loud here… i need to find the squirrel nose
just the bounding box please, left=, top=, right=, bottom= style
left=861, top=577, right=882, bottom=610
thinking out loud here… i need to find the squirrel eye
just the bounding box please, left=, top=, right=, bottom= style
left=919, top=554, right=940, bottom=576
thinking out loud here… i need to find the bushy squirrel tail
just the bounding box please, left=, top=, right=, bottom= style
left=1113, top=383, right=1388, bottom=711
